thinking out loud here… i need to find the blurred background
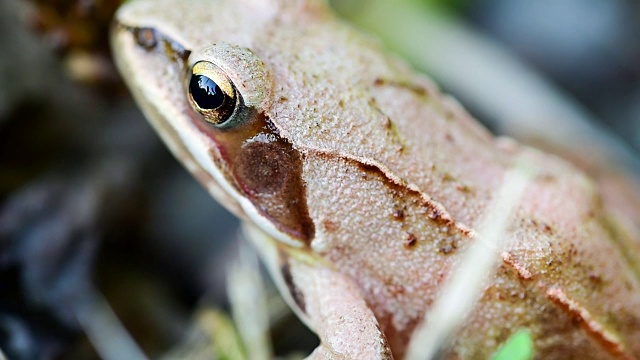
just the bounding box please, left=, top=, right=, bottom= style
left=0, top=0, right=638, bottom=359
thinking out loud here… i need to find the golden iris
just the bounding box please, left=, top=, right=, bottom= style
left=188, top=61, right=237, bottom=126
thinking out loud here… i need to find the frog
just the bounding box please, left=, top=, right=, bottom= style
left=110, top=0, right=640, bottom=358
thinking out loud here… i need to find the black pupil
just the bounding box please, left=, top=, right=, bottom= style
left=190, top=74, right=225, bottom=109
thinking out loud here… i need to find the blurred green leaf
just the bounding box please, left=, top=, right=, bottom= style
left=207, top=310, right=247, bottom=360
left=416, top=0, right=471, bottom=12
left=491, top=329, right=534, bottom=360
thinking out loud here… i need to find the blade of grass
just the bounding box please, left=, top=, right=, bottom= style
left=406, top=159, right=537, bottom=359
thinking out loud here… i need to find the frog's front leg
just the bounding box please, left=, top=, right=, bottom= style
left=243, top=225, right=393, bottom=360
left=292, top=260, right=393, bottom=360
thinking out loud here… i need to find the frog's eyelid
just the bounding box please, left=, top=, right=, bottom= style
left=188, top=43, right=273, bottom=111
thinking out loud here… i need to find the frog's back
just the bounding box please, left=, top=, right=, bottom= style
left=251, top=3, right=640, bottom=358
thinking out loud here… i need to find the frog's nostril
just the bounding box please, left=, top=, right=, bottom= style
left=133, top=27, right=157, bottom=49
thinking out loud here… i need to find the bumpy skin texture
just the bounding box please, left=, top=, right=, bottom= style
left=111, top=0, right=640, bottom=358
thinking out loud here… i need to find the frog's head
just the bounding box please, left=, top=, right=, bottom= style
left=111, top=0, right=339, bottom=247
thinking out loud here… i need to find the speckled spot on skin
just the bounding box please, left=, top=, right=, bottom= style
left=384, top=118, right=405, bottom=153
left=367, top=98, right=406, bottom=153
left=442, top=172, right=456, bottom=182
left=528, top=218, right=555, bottom=236
left=437, top=237, right=458, bottom=255
left=444, top=133, right=454, bottom=143
left=456, top=184, right=474, bottom=194
left=323, top=219, right=338, bottom=233
left=392, top=208, right=405, bottom=222
left=404, top=233, right=417, bottom=249
left=373, top=78, right=429, bottom=98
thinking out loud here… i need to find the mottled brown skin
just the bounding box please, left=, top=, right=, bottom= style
left=111, top=0, right=640, bottom=358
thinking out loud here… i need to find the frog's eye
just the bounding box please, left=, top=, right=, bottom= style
left=188, top=61, right=238, bottom=127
